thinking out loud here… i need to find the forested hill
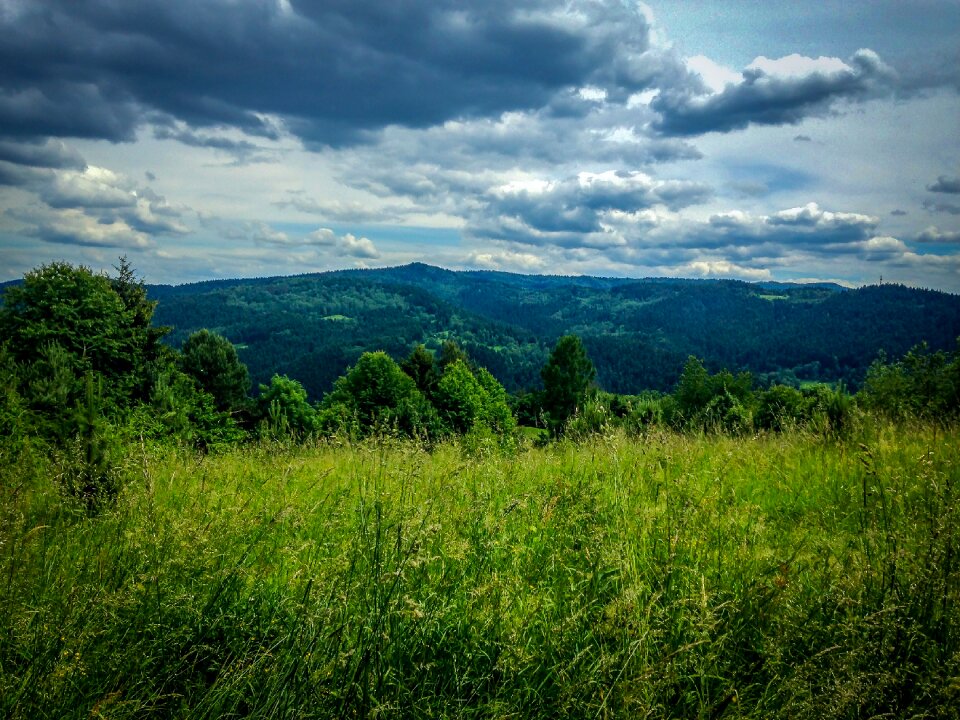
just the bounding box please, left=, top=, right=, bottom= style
left=149, top=263, right=960, bottom=399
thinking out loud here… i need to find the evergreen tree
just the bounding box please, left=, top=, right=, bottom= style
left=401, top=344, right=439, bottom=396
left=180, top=329, right=251, bottom=414
left=541, top=335, right=596, bottom=436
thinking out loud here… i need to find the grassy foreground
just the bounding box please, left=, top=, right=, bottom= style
left=2, top=425, right=959, bottom=718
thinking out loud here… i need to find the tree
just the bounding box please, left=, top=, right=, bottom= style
left=320, top=351, right=437, bottom=438
left=256, top=374, right=319, bottom=440
left=541, top=335, right=596, bottom=436
left=180, top=330, right=250, bottom=414
left=401, top=344, right=439, bottom=396
left=1, top=263, right=137, bottom=395
left=438, top=339, right=471, bottom=372
left=434, top=360, right=487, bottom=435
left=0, top=260, right=170, bottom=435
left=110, top=257, right=170, bottom=401
left=672, top=356, right=754, bottom=432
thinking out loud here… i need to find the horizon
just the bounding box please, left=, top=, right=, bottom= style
left=1, top=1, right=958, bottom=291
left=11, top=258, right=960, bottom=295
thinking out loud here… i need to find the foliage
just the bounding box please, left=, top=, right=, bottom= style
left=180, top=329, right=251, bottom=414
left=400, top=343, right=439, bottom=396
left=151, top=264, right=960, bottom=397
left=53, top=373, right=124, bottom=513
left=861, top=342, right=960, bottom=421
left=672, top=356, right=754, bottom=432
left=0, top=261, right=169, bottom=412
left=320, top=351, right=438, bottom=439
left=433, top=360, right=516, bottom=441
left=755, top=384, right=808, bottom=431
left=255, top=374, right=319, bottom=440
left=541, top=334, right=596, bottom=436
left=434, top=359, right=488, bottom=434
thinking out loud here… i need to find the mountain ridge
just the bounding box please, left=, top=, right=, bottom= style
left=145, top=263, right=960, bottom=400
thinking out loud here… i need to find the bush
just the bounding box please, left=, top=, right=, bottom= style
left=256, top=375, right=320, bottom=441
left=755, top=385, right=808, bottom=431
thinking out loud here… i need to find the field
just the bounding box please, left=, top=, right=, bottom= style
left=2, top=423, right=959, bottom=718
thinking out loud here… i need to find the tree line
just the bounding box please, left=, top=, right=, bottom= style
left=2, top=261, right=958, bottom=507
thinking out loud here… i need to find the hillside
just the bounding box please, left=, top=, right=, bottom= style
left=149, top=264, right=960, bottom=399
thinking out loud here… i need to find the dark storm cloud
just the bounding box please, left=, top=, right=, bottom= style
left=652, top=49, right=897, bottom=136
left=927, top=175, right=960, bottom=194
left=0, top=0, right=676, bottom=147
left=0, top=138, right=86, bottom=170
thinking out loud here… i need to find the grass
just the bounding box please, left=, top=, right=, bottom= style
left=1, top=423, right=959, bottom=718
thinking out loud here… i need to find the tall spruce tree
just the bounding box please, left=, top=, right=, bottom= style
left=541, top=334, right=596, bottom=436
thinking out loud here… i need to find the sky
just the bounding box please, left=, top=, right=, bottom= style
left=1, top=0, right=959, bottom=291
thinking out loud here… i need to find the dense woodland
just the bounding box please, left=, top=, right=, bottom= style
left=147, top=262, right=960, bottom=399
left=1, top=260, right=958, bottom=503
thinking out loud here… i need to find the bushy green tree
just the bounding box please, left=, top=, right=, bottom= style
left=320, top=351, right=437, bottom=438
left=755, top=385, right=808, bottom=431
left=541, top=335, right=596, bottom=436
left=180, top=330, right=250, bottom=414
left=109, top=257, right=170, bottom=401
left=0, top=261, right=176, bottom=450
left=434, top=360, right=486, bottom=435
left=474, top=367, right=516, bottom=437
left=672, top=356, right=754, bottom=433
left=862, top=342, right=960, bottom=421
left=438, top=340, right=471, bottom=373
left=256, top=374, right=319, bottom=440
left=0, top=261, right=169, bottom=410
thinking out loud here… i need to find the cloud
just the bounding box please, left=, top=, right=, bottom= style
left=250, top=221, right=290, bottom=246
left=0, top=138, right=86, bottom=170
left=0, top=0, right=692, bottom=147
left=681, top=260, right=772, bottom=281
left=152, top=124, right=263, bottom=162
left=685, top=55, right=740, bottom=93
left=916, top=226, right=960, bottom=243
left=653, top=49, right=898, bottom=136
left=233, top=222, right=380, bottom=259
left=41, top=166, right=137, bottom=209
left=923, top=199, right=960, bottom=215
left=465, top=249, right=546, bottom=271
left=8, top=206, right=152, bottom=249
left=467, top=170, right=711, bottom=248
left=305, top=228, right=337, bottom=247
left=276, top=193, right=406, bottom=224
left=0, top=151, right=191, bottom=240
left=927, top=175, right=960, bottom=194
left=340, top=233, right=380, bottom=259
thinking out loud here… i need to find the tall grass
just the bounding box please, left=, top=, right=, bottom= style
left=1, top=423, right=958, bottom=718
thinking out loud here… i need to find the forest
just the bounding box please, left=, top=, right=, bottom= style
left=147, top=262, right=960, bottom=399
left=1, top=260, right=959, bottom=718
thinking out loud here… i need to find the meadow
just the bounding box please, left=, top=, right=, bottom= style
left=2, top=422, right=958, bottom=718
